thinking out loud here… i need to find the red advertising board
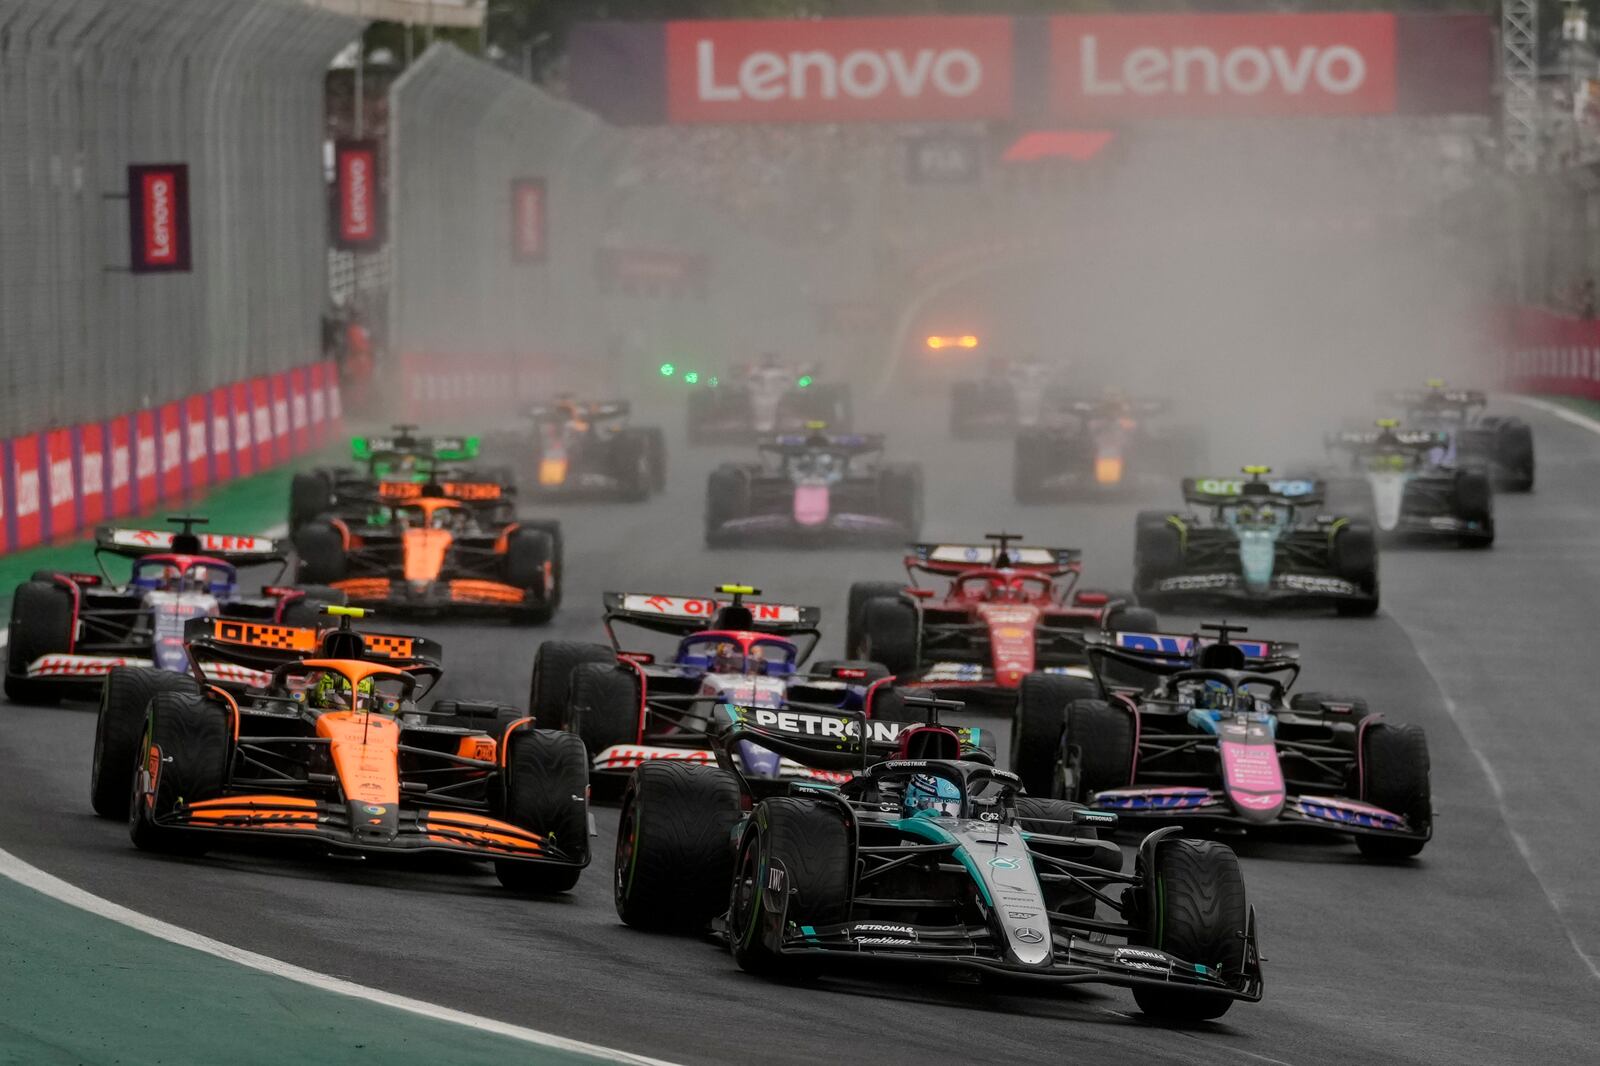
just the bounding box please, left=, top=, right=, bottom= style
left=307, top=363, right=329, bottom=446
left=231, top=382, right=255, bottom=476
left=186, top=394, right=210, bottom=491
left=11, top=435, right=42, bottom=550
left=1502, top=306, right=1600, bottom=401
left=44, top=429, right=75, bottom=540
left=1048, top=14, right=1396, bottom=119
left=511, top=178, right=547, bottom=262
left=128, top=164, right=191, bottom=273
left=80, top=423, right=106, bottom=525
left=665, top=17, right=1014, bottom=123
left=287, top=368, right=310, bottom=454
left=334, top=140, right=382, bottom=250
left=269, top=374, right=291, bottom=465
left=133, top=411, right=159, bottom=507
left=250, top=378, right=274, bottom=469
left=209, top=387, right=234, bottom=482
left=107, top=416, right=133, bottom=517
left=158, top=402, right=184, bottom=500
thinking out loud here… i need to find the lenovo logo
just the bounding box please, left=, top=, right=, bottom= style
left=1051, top=15, right=1396, bottom=118
left=128, top=164, right=190, bottom=273
left=667, top=17, right=1012, bottom=122
left=336, top=141, right=381, bottom=248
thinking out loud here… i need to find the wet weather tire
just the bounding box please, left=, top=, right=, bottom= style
left=528, top=641, right=614, bottom=724
left=1356, top=722, right=1431, bottom=860
left=614, top=761, right=742, bottom=932
left=92, top=667, right=201, bottom=819
left=5, top=580, right=76, bottom=705
left=496, top=728, right=590, bottom=893
left=1133, top=839, right=1249, bottom=1022
left=1062, top=699, right=1136, bottom=802
left=1014, top=674, right=1098, bottom=798
left=730, top=798, right=852, bottom=977
left=129, top=692, right=230, bottom=855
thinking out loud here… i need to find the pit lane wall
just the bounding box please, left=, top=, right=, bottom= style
left=1502, top=306, right=1600, bottom=401
left=0, top=362, right=340, bottom=556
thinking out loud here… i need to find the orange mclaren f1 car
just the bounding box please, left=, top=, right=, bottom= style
left=92, top=606, right=592, bottom=892
left=292, top=478, right=562, bottom=623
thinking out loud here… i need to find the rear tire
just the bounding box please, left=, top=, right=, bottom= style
left=729, top=798, right=852, bottom=977
left=504, top=527, right=558, bottom=624
left=293, top=521, right=347, bottom=585
left=280, top=585, right=346, bottom=628
left=496, top=728, right=590, bottom=893
left=1134, top=512, right=1184, bottom=597
left=528, top=641, right=614, bottom=724
left=1062, top=699, right=1136, bottom=802
left=878, top=464, right=923, bottom=538
left=1133, top=838, right=1249, bottom=1022
left=845, top=581, right=903, bottom=660
left=5, top=580, right=76, bottom=705
left=1014, top=674, right=1098, bottom=798
left=859, top=596, right=917, bottom=676
left=614, top=761, right=742, bottom=932
left=641, top=427, right=668, bottom=493
left=1105, top=605, right=1159, bottom=634
left=705, top=466, right=750, bottom=546
left=566, top=664, right=641, bottom=772
left=1013, top=430, right=1052, bottom=503
left=1331, top=519, right=1380, bottom=614
left=1495, top=420, right=1535, bottom=492
left=611, top=431, right=652, bottom=502
left=289, top=471, right=333, bottom=532
left=92, top=667, right=201, bottom=819
left=129, top=692, right=230, bottom=855
left=1356, top=722, right=1431, bottom=860
left=1454, top=469, right=1494, bottom=549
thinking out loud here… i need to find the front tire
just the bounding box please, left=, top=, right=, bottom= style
left=92, top=667, right=201, bottom=819
left=1132, top=838, right=1249, bottom=1022
left=496, top=728, right=590, bottom=893
left=729, top=798, right=852, bottom=977
left=858, top=597, right=917, bottom=676
left=1356, top=722, right=1431, bottom=859
left=614, top=761, right=742, bottom=932
left=129, top=692, right=230, bottom=854
left=5, top=580, right=76, bottom=705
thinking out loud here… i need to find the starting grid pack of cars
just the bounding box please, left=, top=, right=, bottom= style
left=0, top=363, right=1532, bottom=1024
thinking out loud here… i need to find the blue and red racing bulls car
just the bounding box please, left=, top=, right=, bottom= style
left=529, top=585, right=968, bottom=787
left=1053, top=624, right=1432, bottom=859
left=5, top=517, right=340, bottom=704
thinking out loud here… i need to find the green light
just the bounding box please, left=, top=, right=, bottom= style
left=708, top=376, right=719, bottom=388
left=797, top=375, right=813, bottom=388
left=684, top=371, right=699, bottom=385
left=659, top=363, right=675, bottom=377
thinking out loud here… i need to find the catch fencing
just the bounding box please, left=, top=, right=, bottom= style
left=386, top=44, right=822, bottom=420
left=0, top=0, right=356, bottom=436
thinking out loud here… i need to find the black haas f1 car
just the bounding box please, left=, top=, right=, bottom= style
left=530, top=585, right=928, bottom=786
left=294, top=478, right=561, bottom=624
left=1054, top=623, right=1431, bottom=860
left=1134, top=468, right=1380, bottom=616
left=289, top=426, right=511, bottom=532
left=1325, top=421, right=1495, bottom=548
left=517, top=399, right=665, bottom=501
left=1378, top=380, right=1534, bottom=491
left=687, top=358, right=852, bottom=445
left=705, top=429, right=922, bottom=547
left=1014, top=393, right=1204, bottom=502
left=847, top=534, right=1158, bottom=796
left=949, top=358, right=1072, bottom=439
left=6, top=517, right=342, bottom=705
left=614, top=693, right=1263, bottom=1021
left=94, top=606, right=591, bottom=892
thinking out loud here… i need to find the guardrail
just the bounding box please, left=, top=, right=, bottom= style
left=1502, top=305, right=1600, bottom=402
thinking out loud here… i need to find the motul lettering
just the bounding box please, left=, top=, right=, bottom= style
left=1080, top=37, right=1365, bottom=97
left=696, top=40, right=982, bottom=102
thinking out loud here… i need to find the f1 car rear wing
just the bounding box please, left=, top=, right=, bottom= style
left=1180, top=476, right=1325, bottom=506
left=182, top=615, right=444, bottom=674
left=1084, top=627, right=1300, bottom=686
left=1062, top=397, right=1167, bottom=416
left=760, top=432, right=884, bottom=455
left=907, top=542, right=1082, bottom=577
left=1325, top=426, right=1450, bottom=453
left=529, top=400, right=630, bottom=422
left=1377, top=387, right=1487, bottom=411
left=603, top=590, right=823, bottom=650
left=375, top=480, right=507, bottom=502
left=352, top=427, right=480, bottom=463
left=95, top=525, right=285, bottom=564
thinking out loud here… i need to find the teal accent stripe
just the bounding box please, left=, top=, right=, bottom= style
left=892, top=817, right=994, bottom=907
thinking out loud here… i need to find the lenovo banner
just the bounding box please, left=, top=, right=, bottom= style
left=665, top=17, right=1013, bottom=123
left=1049, top=14, right=1395, bottom=119
left=511, top=178, right=547, bottom=262
left=128, top=164, right=191, bottom=274
left=334, top=140, right=382, bottom=250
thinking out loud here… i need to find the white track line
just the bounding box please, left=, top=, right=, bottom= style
left=1507, top=394, right=1600, bottom=436
left=0, top=518, right=675, bottom=1063
left=0, top=847, right=676, bottom=1064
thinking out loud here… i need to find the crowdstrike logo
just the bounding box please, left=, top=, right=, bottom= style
left=694, top=40, right=984, bottom=103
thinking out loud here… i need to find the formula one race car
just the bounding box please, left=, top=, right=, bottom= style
left=1378, top=380, right=1534, bottom=491
left=515, top=399, right=665, bottom=501
left=705, top=430, right=922, bottom=547
left=294, top=478, right=561, bottom=623
left=5, top=517, right=342, bottom=705
left=1014, top=393, right=1203, bottom=502
left=1134, top=468, right=1380, bottom=615
left=529, top=585, right=930, bottom=786
left=1324, top=422, right=1495, bottom=548
left=94, top=606, right=591, bottom=892
left=949, top=358, right=1072, bottom=439
left=289, top=426, right=511, bottom=532
left=1052, top=624, right=1432, bottom=860
left=846, top=534, right=1158, bottom=796
left=614, top=694, right=1263, bottom=1021
left=687, top=357, right=851, bottom=444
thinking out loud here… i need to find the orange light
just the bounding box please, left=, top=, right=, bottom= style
left=925, top=335, right=979, bottom=351
left=925, top=336, right=946, bottom=350
left=1095, top=456, right=1124, bottom=485
left=958, top=335, right=979, bottom=348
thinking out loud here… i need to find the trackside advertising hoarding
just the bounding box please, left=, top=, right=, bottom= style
left=511, top=178, right=546, bottom=262
left=127, top=164, right=192, bottom=273
left=569, top=14, right=1491, bottom=124
left=334, top=140, right=382, bottom=250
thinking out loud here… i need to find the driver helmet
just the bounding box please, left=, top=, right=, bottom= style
left=310, top=671, right=374, bottom=711
left=711, top=642, right=745, bottom=674
left=903, top=773, right=962, bottom=818
left=1192, top=679, right=1233, bottom=712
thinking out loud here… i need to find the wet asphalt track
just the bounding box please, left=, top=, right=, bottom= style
left=0, top=401, right=1596, bottom=1065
